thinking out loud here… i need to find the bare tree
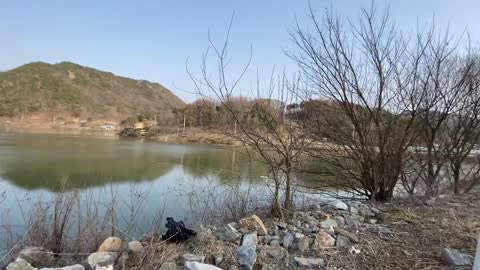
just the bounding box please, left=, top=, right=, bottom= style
left=444, top=55, right=480, bottom=194
left=289, top=4, right=431, bottom=201
left=187, top=18, right=312, bottom=218
left=413, top=35, right=475, bottom=197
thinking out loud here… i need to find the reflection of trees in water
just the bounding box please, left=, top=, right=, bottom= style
left=2, top=155, right=177, bottom=191
left=181, top=150, right=268, bottom=181
left=0, top=135, right=269, bottom=191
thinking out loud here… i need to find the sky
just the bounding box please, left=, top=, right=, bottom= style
left=1, top=0, right=480, bottom=102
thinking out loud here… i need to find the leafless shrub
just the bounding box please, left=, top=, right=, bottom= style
left=0, top=184, right=155, bottom=266
left=180, top=177, right=270, bottom=225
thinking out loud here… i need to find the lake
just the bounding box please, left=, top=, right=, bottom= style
left=0, top=133, right=326, bottom=250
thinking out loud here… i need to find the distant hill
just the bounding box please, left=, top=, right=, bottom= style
left=0, top=61, right=185, bottom=121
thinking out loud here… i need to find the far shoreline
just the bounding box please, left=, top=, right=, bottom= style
left=0, top=120, right=241, bottom=147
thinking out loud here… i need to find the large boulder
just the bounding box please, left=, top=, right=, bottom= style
left=239, top=215, right=268, bottom=236
left=87, top=252, right=118, bottom=269
left=314, top=232, right=335, bottom=249
left=6, top=258, right=36, bottom=270
left=185, top=261, right=222, bottom=270
left=234, top=245, right=257, bottom=270
left=18, top=247, right=55, bottom=268
left=213, top=224, right=242, bottom=242
left=441, top=248, right=472, bottom=266
left=98, top=237, right=123, bottom=252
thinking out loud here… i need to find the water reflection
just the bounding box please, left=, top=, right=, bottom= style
left=0, top=133, right=268, bottom=191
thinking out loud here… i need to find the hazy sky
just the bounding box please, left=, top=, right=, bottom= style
left=1, top=0, right=479, bottom=102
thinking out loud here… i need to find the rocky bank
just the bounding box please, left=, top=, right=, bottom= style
left=5, top=191, right=479, bottom=270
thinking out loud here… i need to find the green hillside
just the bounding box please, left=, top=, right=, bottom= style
left=0, top=61, right=185, bottom=120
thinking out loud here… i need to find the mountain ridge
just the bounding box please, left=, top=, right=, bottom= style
left=0, top=61, right=185, bottom=121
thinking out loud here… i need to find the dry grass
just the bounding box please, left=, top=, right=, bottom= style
left=322, top=189, right=480, bottom=270
left=122, top=230, right=238, bottom=270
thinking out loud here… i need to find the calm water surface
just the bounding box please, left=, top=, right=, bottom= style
left=0, top=133, right=329, bottom=249
left=0, top=133, right=330, bottom=252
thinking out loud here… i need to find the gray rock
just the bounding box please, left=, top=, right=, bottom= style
left=294, top=257, right=310, bottom=267
left=269, top=240, right=280, bottom=247
left=213, top=224, right=242, bottom=241
left=349, top=205, right=359, bottom=215
left=294, top=257, right=325, bottom=268
left=345, top=217, right=361, bottom=229
left=128, top=240, right=143, bottom=253
left=184, top=261, right=222, bottom=270
left=334, top=227, right=359, bottom=243
left=294, top=233, right=305, bottom=240
left=87, top=252, right=118, bottom=269
left=297, top=237, right=311, bottom=252
left=6, top=258, right=36, bottom=270
left=374, top=225, right=393, bottom=235
left=441, top=248, right=472, bottom=266
left=291, top=220, right=301, bottom=227
left=301, top=227, right=313, bottom=234
left=308, top=224, right=319, bottom=233
left=242, top=232, right=258, bottom=247
left=307, top=258, right=325, bottom=267
left=330, top=200, right=348, bottom=210
left=234, top=245, right=257, bottom=270
left=263, top=235, right=281, bottom=245
left=227, top=266, right=239, bottom=270
left=334, top=216, right=345, bottom=227
left=320, top=219, right=338, bottom=229
left=286, top=225, right=296, bottom=231
left=335, top=235, right=351, bottom=248
left=266, top=246, right=288, bottom=259
left=282, top=233, right=294, bottom=249
left=19, top=247, right=55, bottom=268
left=159, top=262, right=177, bottom=270
left=182, top=254, right=205, bottom=263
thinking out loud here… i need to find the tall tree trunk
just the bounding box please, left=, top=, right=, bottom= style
left=283, top=166, right=292, bottom=210
left=271, top=171, right=284, bottom=220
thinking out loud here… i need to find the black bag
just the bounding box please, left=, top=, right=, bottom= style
left=161, top=217, right=196, bottom=242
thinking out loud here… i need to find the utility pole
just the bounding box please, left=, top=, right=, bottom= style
left=183, top=114, right=186, bottom=136
left=153, top=114, right=157, bottom=136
